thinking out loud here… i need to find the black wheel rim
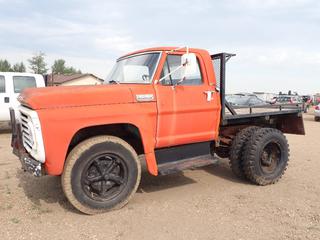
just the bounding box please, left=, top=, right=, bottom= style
left=81, top=153, right=128, bottom=202
left=259, top=141, right=281, bottom=174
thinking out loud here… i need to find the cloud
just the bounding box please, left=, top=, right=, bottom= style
left=0, top=0, right=319, bottom=93
left=230, top=0, right=314, bottom=9
left=95, top=36, right=136, bottom=53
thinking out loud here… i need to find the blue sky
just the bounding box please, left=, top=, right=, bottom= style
left=0, top=0, right=319, bottom=94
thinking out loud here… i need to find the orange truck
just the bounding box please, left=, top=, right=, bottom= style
left=10, top=47, right=305, bottom=214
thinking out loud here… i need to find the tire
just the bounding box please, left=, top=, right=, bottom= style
left=315, top=116, right=320, bottom=122
left=62, top=135, right=141, bottom=215
left=229, top=126, right=260, bottom=179
left=242, top=128, right=289, bottom=186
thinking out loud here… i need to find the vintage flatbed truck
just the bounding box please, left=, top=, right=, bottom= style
left=10, top=47, right=305, bottom=214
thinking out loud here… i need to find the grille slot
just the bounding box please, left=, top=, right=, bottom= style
left=19, top=110, right=34, bottom=151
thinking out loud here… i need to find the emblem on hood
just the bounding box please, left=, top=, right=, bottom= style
left=135, top=94, right=154, bottom=102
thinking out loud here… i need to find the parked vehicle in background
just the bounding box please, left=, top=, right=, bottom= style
left=226, top=93, right=266, bottom=107
left=0, top=72, right=45, bottom=127
left=314, top=95, right=320, bottom=105
left=10, top=47, right=305, bottom=214
left=301, top=95, right=313, bottom=105
left=275, top=95, right=302, bottom=104
left=253, top=92, right=277, bottom=103
left=301, top=95, right=313, bottom=113
left=273, top=94, right=309, bottom=112
left=270, top=96, right=277, bottom=104
left=315, top=104, right=320, bottom=121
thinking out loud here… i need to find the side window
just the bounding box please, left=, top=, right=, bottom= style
left=160, top=54, right=202, bottom=85
left=0, top=75, right=5, bottom=93
left=13, top=76, right=36, bottom=93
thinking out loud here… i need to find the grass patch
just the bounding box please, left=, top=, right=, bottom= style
left=31, top=204, right=53, bottom=214
left=10, top=218, right=20, bottom=224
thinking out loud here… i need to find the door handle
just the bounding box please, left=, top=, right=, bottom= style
left=204, top=90, right=215, bottom=101
left=4, top=97, right=9, bottom=103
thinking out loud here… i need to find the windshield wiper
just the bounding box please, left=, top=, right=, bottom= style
left=109, top=80, right=120, bottom=84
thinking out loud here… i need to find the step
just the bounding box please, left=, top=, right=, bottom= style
left=157, top=154, right=218, bottom=175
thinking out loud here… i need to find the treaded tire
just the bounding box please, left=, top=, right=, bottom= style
left=229, top=126, right=260, bottom=179
left=242, top=128, right=289, bottom=186
left=315, top=116, right=320, bottom=122
left=62, top=136, right=141, bottom=215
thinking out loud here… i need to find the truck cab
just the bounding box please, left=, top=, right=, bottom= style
left=10, top=47, right=304, bottom=214
left=0, top=72, right=45, bottom=128
left=108, top=48, right=221, bottom=149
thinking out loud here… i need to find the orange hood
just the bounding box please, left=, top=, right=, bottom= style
left=19, top=85, right=134, bottom=109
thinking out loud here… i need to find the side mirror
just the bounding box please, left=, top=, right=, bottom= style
left=181, top=53, right=198, bottom=79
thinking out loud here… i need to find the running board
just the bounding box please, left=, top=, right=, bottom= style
left=157, top=154, right=218, bottom=175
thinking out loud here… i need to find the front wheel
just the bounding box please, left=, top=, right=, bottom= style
left=242, top=128, right=289, bottom=186
left=62, top=136, right=141, bottom=214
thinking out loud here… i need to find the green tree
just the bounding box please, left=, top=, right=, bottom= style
left=0, top=59, right=12, bottom=72
left=12, top=62, right=26, bottom=72
left=51, top=59, right=81, bottom=74
left=64, top=66, right=82, bottom=74
left=51, top=59, right=66, bottom=74
left=28, top=51, right=48, bottom=74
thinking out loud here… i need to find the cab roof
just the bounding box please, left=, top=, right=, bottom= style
left=118, top=47, right=210, bottom=60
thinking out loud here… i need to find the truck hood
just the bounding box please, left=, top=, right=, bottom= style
left=19, top=85, right=134, bottom=109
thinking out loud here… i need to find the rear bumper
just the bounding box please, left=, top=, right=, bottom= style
left=315, top=110, right=320, bottom=117
left=10, top=108, right=44, bottom=177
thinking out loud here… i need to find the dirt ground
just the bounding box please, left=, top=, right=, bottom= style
left=0, top=113, right=319, bottom=240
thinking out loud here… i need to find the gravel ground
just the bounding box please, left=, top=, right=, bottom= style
left=0, top=113, right=319, bottom=240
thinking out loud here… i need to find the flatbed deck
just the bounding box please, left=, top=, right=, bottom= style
left=211, top=53, right=304, bottom=134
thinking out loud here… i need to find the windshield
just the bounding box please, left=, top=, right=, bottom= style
left=105, top=53, right=160, bottom=84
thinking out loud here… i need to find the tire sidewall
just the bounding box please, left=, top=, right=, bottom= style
left=72, top=141, right=138, bottom=210
left=248, top=129, right=288, bottom=183
left=229, top=126, right=259, bottom=178
left=62, top=136, right=141, bottom=214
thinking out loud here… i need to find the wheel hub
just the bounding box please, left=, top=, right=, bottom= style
left=82, top=154, right=128, bottom=201
left=260, top=142, right=281, bottom=174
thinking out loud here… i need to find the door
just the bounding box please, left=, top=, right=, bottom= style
left=0, top=75, right=10, bottom=121
left=154, top=53, right=220, bottom=148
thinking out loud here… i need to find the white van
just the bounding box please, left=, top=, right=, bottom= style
left=0, top=72, right=45, bottom=128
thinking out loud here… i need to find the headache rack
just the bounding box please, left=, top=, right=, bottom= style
left=211, top=53, right=303, bottom=128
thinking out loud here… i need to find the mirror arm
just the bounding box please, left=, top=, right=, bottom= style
left=176, top=76, right=186, bottom=86
left=155, top=64, right=184, bottom=84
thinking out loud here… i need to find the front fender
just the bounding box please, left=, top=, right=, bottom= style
left=38, top=102, right=157, bottom=175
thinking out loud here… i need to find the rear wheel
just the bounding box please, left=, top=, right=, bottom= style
left=229, top=126, right=259, bottom=179
left=242, top=128, right=289, bottom=185
left=315, top=116, right=320, bottom=122
left=62, top=136, right=141, bottom=214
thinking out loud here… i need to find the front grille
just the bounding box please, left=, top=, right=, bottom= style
left=19, top=111, right=34, bottom=151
